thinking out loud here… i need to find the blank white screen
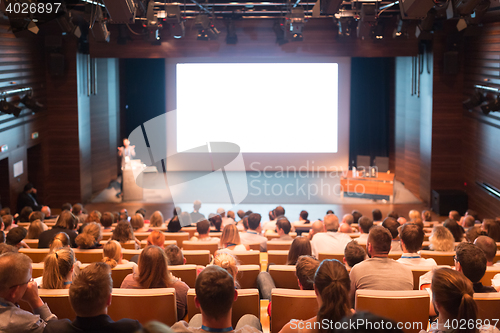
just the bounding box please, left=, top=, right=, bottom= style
left=176, top=63, right=338, bottom=153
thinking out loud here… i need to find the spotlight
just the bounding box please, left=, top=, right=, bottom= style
left=463, top=90, right=484, bottom=110
left=338, top=17, right=353, bottom=37
left=226, top=20, right=237, bottom=44
left=286, top=8, right=305, bottom=42
left=147, top=0, right=161, bottom=45
left=195, top=15, right=219, bottom=40
left=480, top=96, right=500, bottom=115
left=374, top=22, right=384, bottom=39
left=0, top=99, right=22, bottom=118
left=399, top=0, right=435, bottom=20
left=21, top=93, right=44, bottom=113
left=92, top=7, right=110, bottom=43
left=393, top=15, right=409, bottom=38
left=165, top=5, right=185, bottom=39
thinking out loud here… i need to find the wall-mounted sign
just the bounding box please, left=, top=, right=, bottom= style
left=14, top=160, right=23, bottom=178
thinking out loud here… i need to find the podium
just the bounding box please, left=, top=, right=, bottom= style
left=122, top=159, right=144, bottom=201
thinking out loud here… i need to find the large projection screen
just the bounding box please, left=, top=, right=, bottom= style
left=165, top=57, right=351, bottom=171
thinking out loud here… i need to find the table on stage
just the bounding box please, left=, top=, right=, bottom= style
left=340, top=171, right=395, bottom=202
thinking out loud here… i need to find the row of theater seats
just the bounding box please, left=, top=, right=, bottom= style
left=18, top=286, right=500, bottom=333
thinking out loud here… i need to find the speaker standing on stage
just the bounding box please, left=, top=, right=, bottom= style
left=118, top=138, right=136, bottom=169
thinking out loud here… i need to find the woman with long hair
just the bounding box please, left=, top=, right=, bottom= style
left=112, top=220, right=140, bottom=249
left=49, top=232, right=71, bottom=252
left=75, top=222, right=102, bottom=249
left=26, top=219, right=48, bottom=239
left=167, top=215, right=182, bottom=233
left=102, top=240, right=137, bottom=273
left=38, top=247, right=76, bottom=289
left=212, top=252, right=240, bottom=288
left=287, top=237, right=312, bottom=265
left=279, top=259, right=352, bottom=333
left=120, top=245, right=189, bottom=320
left=149, top=211, right=165, bottom=228
left=218, top=224, right=249, bottom=252
left=130, top=213, right=151, bottom=233
left=443, top=218, right=464, bottom=242
left=429, top=226, right=456, bottom=252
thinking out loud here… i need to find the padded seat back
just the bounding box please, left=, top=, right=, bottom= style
left=169, top=265, right=197, bottom=288
left=318, top=253, right=344, bottom=262
left=269, top=265, right=299, bottom=289
left=232, top=251, right=260, bottom=266
left=183, top=250, right=211, bottom=266
left=267, top=250, right=289, bottom=265
left=481, top=267, right=500, bottom=287
left=73, top=249, right=104, bottom=263
left=122, top=249, right=142, bottom=261
left=163, top=232, right=190, bottom=247
left=474, top=293, right=500, bottom=323
left=19, top=289, right=75, bottom=321
left=410, top=266, right=433, bottom=290
left=270, top=289, right=317, bottom=333
left=19, top=248, right=49, bottom=263
left=419, top=250, right=455, bottom=266
left=267, top=240, right=293, bottom=251
left=237, top=265, right=260, bottom=289
left=24, top=239, right=39, bottom=248
left=183, top=240, right=219, bottom=255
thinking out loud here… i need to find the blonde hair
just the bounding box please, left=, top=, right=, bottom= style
left=49, top=232, right=71, bottom=251
left=42, top=247, right=75, bottom=289
left=130, top=214, right=145, bottom=231
left=429, top=226, right=455, bottom=252
left=75, top=222, right=102, bottom=249
left=213, top=252, right=240, bottom=288
left=409, top=210, right=420, bottom=221
left=26, top=220, right=47, bottom=239
left=150, top=211, right=164, bottom=228
left=219, top=224, right=241, bottom=248
left=102, top=240, right=122, bottom=268
left=147, top=230, right=165, bottom=247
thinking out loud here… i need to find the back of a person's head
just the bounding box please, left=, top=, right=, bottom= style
left=247, top=213, right=261, bottom=230
left=334, top=312, right=404, bottom=333
left=49, top=232, right=70, bottom=251
left=150, top=211, right=164, bottom=227
left=87, top=210, right=101, bottom=224
left=213, top=252, right=240, bottom=288
left=443, top=218, right=463, bottom=242
left=100, top=212, right=114, bottom=228
left=0, top=252, right=31, bottom=293
left=195, top=265, right=235, bottom=320
left=6, top=227, right=27, bottom=246
left=358, top=216, right=373, bottom=234
left=102, top=240, right=122, bottom=268
left=314, top=259, right=351, bottom=324
left=193, top=200, right=202, bottom=211
left=70, top=262, right=112, bottom=317
left=237, top=210, right=245, bottom=219
left=324, top=214, right=340, bottom=232
left=387, top=211, right=399, bottom=220
left=138, top=246, right=170, bottom=288
left=42, top=247, right=75, bottom=289
left=136, top=208, right=147, bottom=218
left=432, top=267, right=477, bottom=330
left=430, top=226, right=455, bottom=252
left=276, top=216, right=291, bottom=234
left=312, top=220, right=325, bottom=234
left=274, top=206, right=285, bottom=218
left=83, top=222, right=101, bottom=242
left=61, top=203, right=72, bottom=211
left=449, top=210, right=461, bottom=221
left=372, top=209, right=382, bottom=221
left=196, top=220, right=210, bottom=235
left=326, top=210, right=334, bottom=215
left=75, top=233, right=96, bottom=249
left=456, top=242, right=487, bottom=283
left=2, top=215, right=13, bottom=230
left=351, top=211, right=362, bottom=224
left=19, top=206, right=33, bottom=222
left=463, top=215, right=475, bottom=228
left=167, top=216, right=182, bottom=232
left=209, top=215, right=222, bottom=231
left=342, top=214, right=354, bottom=225
left=408, top=210, right=420, bottom=221
left=381, top=217, right=400, bottom=239
left=483, top=219, right=500, bottom=242
left=130, top=213, right=145, bottom=231
left=367, top=226, right=392, bottom=254
left=474, top=235, right=497, bottom=263
left=466, top=226, right=487, bottom=243
left=466, top=209, right=479, bottom=221
left=295, top=255, right=319, bottom=290
left=300, top=210, right=309, bottom=223
left=72, top=203, right=83, bottom=216
left=227, top=211, right=235, bottom=219
left=165, top=244, right=184, bottom=266
left=0, top=207, right=11, bottom=216
left=422, top=210, right=432, bottom=222
left=55, top=210, right=78, bottom=230
left=147, top=230, right=166, bottom=248
left=344, top=241, right=366, bottom=268
left=400, top=223, right=424, bottom=253
left=0, top=243, right=18, bottom=255
left=220, top=224, right=241, bottom=247
left=287, top=237, right=312, bottom=265
left=29, top=211, right=44, bottom=223
left=112, top=221, right=134, bottom=243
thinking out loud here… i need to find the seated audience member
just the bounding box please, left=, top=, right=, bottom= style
left=422, top=210, right=432, bottom=223
left=112, top=220, right=140, bottom=249
left=276, top=217, right=293, bottom=240
left=397, top=223, right=437, bottom=266
left=218, top=224, right=249, bottom=252
left=326, top=210, right=334, bottom=215
left=351, top=210, right=362, bottom=225
left=279, top=259, right=352, bottom=333
left=427, top=268, right=499, bottom=333
left=17, top=207, right=33, bottom=224
left=339, top=223, right=352, bottom=234
left=2, top=214, right=14, bottom=232
left=263, top=206, right=285, bottom=234
left=0, top=243, right=17, bottom=254
left=75, top=222, right=102, bottom=249
left=465, top=209, right=479, bottom=223
left=49, top=232, right=71, bottom=252
left=166, top=244, right=186, bottom=265
left=349, top=226, right=413, bottom=305
left=462, top=215, right=476, bottom=231
left=171, top=265, right=262, bottom=333
left=307, top=220, right=325, bottom=241
left=449, top=210, right=461, bottom=222
left=343, top=241, right=366, bottom=269
left=372, top=209, right=383, bottom=223
left=240, top=213, right=267, bottom=252
left=286, top=237, right=312, bottom=265
left=443, top=218, right=464, bottom=242
left=482, top=219, right=500, bottom=242
left=311, top=214, right=352, bottom=258
left=409, top=210, right=420, bottom=222
left=166, top=207, right=181, bottom=225
left=454, top=242, right=496, bottom=293
left=428, top=226, right=455, bottom=252
left=100, top=212, right=114, bottom=231
left=190, top=200, right=205, bottom=224
left=38, top=211, right=78, bottom=248
left=29, top=211, right=45, bottom=223
left=0, top=253, right=58, bottom=331
left=342, top=214, right=354, bottom=226
left=61, top=203, right=72, bottom=212
left=131, top=213, right=151, bottom=233
left=6, top=227, right=29, bottom=249
left=17, top=183, right=42, bottom=213
left=86, top=210, right=101, bottom=224
left=102, top=240, right=137, bottom=272
left=209, top=214, right=223, bottom=232
left=167, top=216, right=183, bottom=233
left=381, top=217, right=402, bottom=252
left=72, top=203, right=83, bottom=217
left=356, top=216, right=373, bottom=245
left=227, top=210, right=235, bottom=220
left=218, top=208, right=235, bottom=228
left=412, top=218, right=424, bottom=230
left=150, top=211, right=165, bottom=228
left=119, top=209, right=129, bottom=222
left=41, top=206, right=56, bottom=220
left=26, top=220, right=48, bottom=239
left=466, top=226, right=487, bottom=243
left=121, top=245, right=189, bottom=320
left=191, top=220, right=219, bottom=242
left=474, top=235, right=498, bottom=266
left=387, top=211, right=399, bottom=220
left=136, top=208, right=147, bottom=219
left=213, top=252, right=240, bottom=288
left=37, top=247, right=75, bottom=289
left=294, top=210, right=310, bottom=225
left=0, top=207, right=10, bottom=216
left=44, top=262, right=142, bottom=333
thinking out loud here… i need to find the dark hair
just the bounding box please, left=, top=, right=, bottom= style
left=422, top=210, right=432, bottom=222
left=450, top=210, right=461, bottom=221
left=381, top=217, right=400, bottom=239
left=101, top=212, right=114, bottom=228
left=358, top=216, right=373, bottom=234
left=474, top=236, right=497, bottom=263
left=274, top=206, right=285, bottom=218
left=23, top=183, right=34, bottom=192
left=372, top=209, right=382, bottom=222
left=400, top=223, right=424, bottom=253
left=72, top=203, right=83, bottom=216
left=167, top=216, right=182, bottom=232
left=276, top=216, right=291, bottom=234
left=136, top=208, right=147, bottom=218
left=463, top=216, right=475, bottom=228
left=196, top=220, right=210, bottom=235
left=112, top=221, right=135, bottom=243
left=466, top=209, right=479, bottom=221
left=367, top=226, right=392, bottom=254
left=295, top=255, right=319, bottom=290
left=466, top=226, right=487, bottom=243
left=247, top=213, right=261, bottom=230
left=0, top=208, right=11, bottom=216
left=165, top=244, right=184, bottom=265
left=443, top=218, right=464, bottom=242
left=2, top=215, right=13, bottom=229
left=315, top=260, right=351, bottom=331
left=326, top=210, right=334, bottom=215
left=195, top=265, right=235, bottom=320
left=300, top=210, right=309, bottom=224
left=387, top=211, right=399, bottom=220
left=287, top=237, right=312, bottom=265
left=455, top=242, right=487, bottom=283
left=29, top=211, right=44, bottom=223
left=351, top=211, right=362, bottom=224
left=209, top=215, right=222, bottom=232
left=483, top=219, right=500, bottom=242
left=19, top=206, right=33, bottom=222
left=61, top=203, right=72, bottom=211
left=55, top=210, right=78, bottom=230
left=344, top=240, right=366, bottom=267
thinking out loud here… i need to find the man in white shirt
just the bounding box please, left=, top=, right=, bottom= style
left=396, top=223, right=437, bottom=266
left=217, top=208, right=234, bottom=228
left=240, top=213, right=267, bottom=252
left=307, top=220, right=325, bottom=241
left=311, top=214, right=352, bottom=258
left=263, top=207, right=284, bottom=234
left=356, top=216, right=373, bottom=245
